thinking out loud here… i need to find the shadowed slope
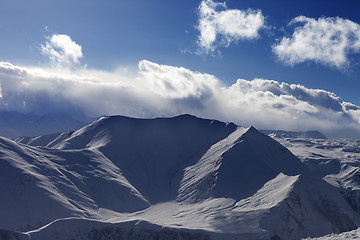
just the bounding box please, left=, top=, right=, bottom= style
left=54, top=114, right=237, bottom=203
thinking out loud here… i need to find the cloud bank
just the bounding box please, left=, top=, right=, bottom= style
left=0, top=59, right=359, bottom=137
left=197, top=0, right=264, bottom=53
left=273, top=16, right=360, bottom=68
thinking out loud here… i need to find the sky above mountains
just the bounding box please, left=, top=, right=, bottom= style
left=0, top=0, right=360, bottom=137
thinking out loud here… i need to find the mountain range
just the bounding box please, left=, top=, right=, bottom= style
left=1, top=114, right=360, bottom=240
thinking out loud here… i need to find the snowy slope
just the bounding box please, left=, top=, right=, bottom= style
left=2, top=114, right=360, bottom=240
left=178, top=126, right=306, bottom=202
left=15, top=131, right=74, bottom=148
left=0, top=136, right=149, bottom=231
left=302, top=227, right=360, bottom=240
left=269, top=135, right=360, bottom=214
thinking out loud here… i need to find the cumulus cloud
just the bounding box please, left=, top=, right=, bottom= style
left=197, top=0, right=264, bottom=53
left=41, top=34, right=83, bottom=67
left=273, top=16, right=360, bottom=68
left=0, top=60, right=359, bottom=138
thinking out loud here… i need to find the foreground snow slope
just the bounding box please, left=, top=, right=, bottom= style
left=1, top=114, right=360, bottom=240
left=0, top=136, right=149, bottom=231
left=302, top=227, right=360, bottom=240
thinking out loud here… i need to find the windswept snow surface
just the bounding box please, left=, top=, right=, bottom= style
left=302, top=227, right=360, bottom=240
left=0, top=136, right=149, bottom=231
left=16, top=131, right=74, bottom=148
left=1, top=115, right=360, bottom=240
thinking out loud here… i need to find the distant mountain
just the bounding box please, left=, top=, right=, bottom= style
left=0, top=111, right=87, bottom=139
left=260, top=129, right=327, bottom=139
left=1, top=114, right=360, bottom=240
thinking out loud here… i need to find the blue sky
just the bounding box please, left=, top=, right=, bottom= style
left=0, top=0, right=360, bottom=137
left=1, top=0, right=359, bottom=98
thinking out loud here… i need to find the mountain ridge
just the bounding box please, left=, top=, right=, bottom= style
left=1, top=114, right=360, bottom=240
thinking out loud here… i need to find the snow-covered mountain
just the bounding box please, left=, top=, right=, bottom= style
left=1, top=115, right=360, bottom=240
left=268, top=134, right=360, bottom=218
left=260, top=129, right=327, bottom=139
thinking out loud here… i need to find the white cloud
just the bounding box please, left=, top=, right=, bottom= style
left=273, top=16, right=360, bottom=68
left=41, top=34, right=83, bottom=68
left=138, top=60, right=219, bottom=99
left=197, top=0, right=264, bottom=53
left=0, top=60, right=360, bottom=138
